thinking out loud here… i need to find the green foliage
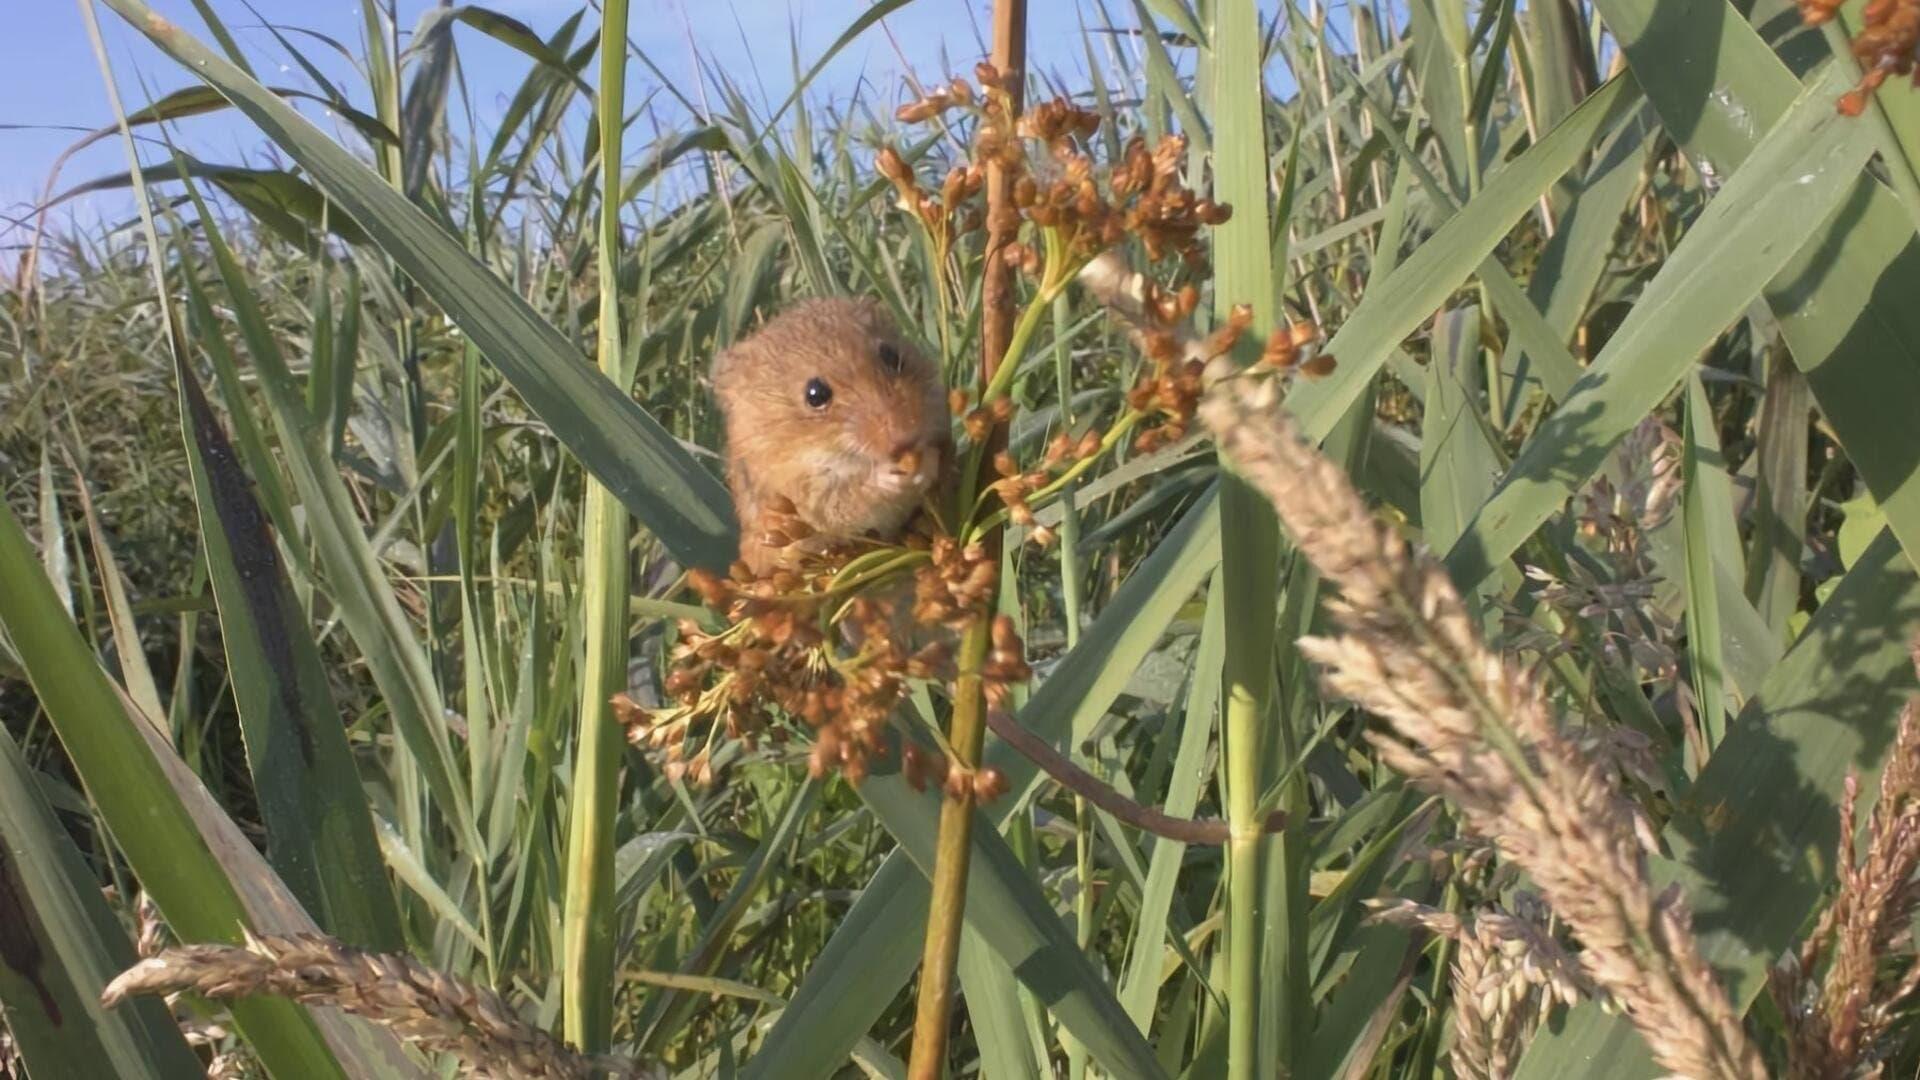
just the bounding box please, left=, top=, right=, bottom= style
left=4, top=0, right=1919, bottom=1076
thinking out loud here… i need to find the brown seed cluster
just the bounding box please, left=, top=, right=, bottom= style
left=912, top=535, right=1003, bottom=628
left=1073, top=250, right=1335, bottom=456
left=955, top=389, right=1017, bottom=445
left=887, top=68, right=1230, bottom=284
left=1125, top=302, right=1244, bottom=453
left=877, top=146, right=984, bottom=242
left=1801, top=0, right=1920, bottom=114
left=1259, top=319, right=1336, bottom=377
left=1003, top=130, right=1230, bottom=273
left=619, top=500, right=1030, bottom=790
left=988, top=432, right=1102, bottom=543
left=1127, top=302, right=1331, bottom=454
left=1772, top=640, right=1920, bottom=1079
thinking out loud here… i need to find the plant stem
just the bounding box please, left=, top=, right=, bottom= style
left=908, top=616, right=993, bottom=1079
left=1207, top=1, right=1304, bottom=1076
left=908, top=3, right=1025, bottom=1076
left=562, top=0, right=631, bottom=1052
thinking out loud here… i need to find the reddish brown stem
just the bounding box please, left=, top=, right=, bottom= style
left=984, top=709, right=1285, bottom=844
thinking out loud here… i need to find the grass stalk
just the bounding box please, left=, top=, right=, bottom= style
left=1205, top=2, right=1306, bottom=1077
left=561, top=0, right=632, bottom=1051
left=907, top=3, right=1026, bottom=1076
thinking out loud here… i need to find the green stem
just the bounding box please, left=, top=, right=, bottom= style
left=561, top=0, right=631, bottom=1052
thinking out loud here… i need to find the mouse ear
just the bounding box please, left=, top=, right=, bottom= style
left=848, top=295, right=897, bottom=333
left=709, top=343, right=741, bottom=405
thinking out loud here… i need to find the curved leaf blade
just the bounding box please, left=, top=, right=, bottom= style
left=103, top=0, right=738, bottom=569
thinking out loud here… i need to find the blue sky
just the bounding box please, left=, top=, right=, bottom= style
left=0, top=2, right=1199, bottom=257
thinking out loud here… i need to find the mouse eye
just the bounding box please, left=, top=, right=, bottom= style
left=877, top=341, right=903, bottom=373
left=804, top=377, right=833, bottom=410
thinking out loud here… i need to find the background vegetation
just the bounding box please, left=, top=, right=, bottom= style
left=4, top=0, right=1920, bottom=1077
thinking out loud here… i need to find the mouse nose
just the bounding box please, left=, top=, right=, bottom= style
left=888, top=435, right=923, bottom=460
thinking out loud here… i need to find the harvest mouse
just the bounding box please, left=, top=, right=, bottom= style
left=711, top=297, right=952, bottom=573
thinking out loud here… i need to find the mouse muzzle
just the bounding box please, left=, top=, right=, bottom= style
left=876, top=440, right=941, bottom=497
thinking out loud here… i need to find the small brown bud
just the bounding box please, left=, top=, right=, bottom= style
left=902, top=743, right=928, bottom=791
left=1046, top=432, right=1074, bottom=463
left=973, top=767, right=1009, bottom=802
left=876, top=145, right=911, bottom=183
left=1299, top=353, right=1338, bottom=377
left=964, top=408, right=993, bottom=442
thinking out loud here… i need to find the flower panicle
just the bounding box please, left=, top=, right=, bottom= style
left=1196, top=376, right=1766, bottom=1080
left=1077, top=250, right=1335, bottom=455
left=880, top=71, right=1233, bottom=284
left=100, top=930, right=659, bottom=1080
left=1772, top=637, right=1920, bottom=1079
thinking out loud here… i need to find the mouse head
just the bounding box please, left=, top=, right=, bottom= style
left=712, top=296, right=950, bottom=540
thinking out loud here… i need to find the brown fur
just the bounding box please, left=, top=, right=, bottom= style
left=711, top=297, right=952, bottom=572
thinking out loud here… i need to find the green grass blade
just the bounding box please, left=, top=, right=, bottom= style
left=0, top=499, right=350, bottom=1079
left=958, top=928, right=1049, bottom=1080
left=1119, top=575, right=1225, bottom=1026
left=1503, top=105, right=1655, bottom=423
left=1681, top=372, right=1731, bottom=758
left=102, top=0, right=737, bottom=568
left=176, top=192, right=477, bottom=855
left=1743, top=359, right=1810, bottom=636
left=1442, top=64, right=1873, bottom=589
left=69, top=473, right=166, bottom=724
left=174, top=354, right=403, bottom=949
left=1588, top=0, right=1920, bottom=577
left=1282, top=74, right=1638, bottom=443
left=1419, top=305, right=1495, bottom=553
left=0, top=725, right=204, bottom=1080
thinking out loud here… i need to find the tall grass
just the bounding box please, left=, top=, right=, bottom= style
left=5, top=0, right=1920, bottom=1077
